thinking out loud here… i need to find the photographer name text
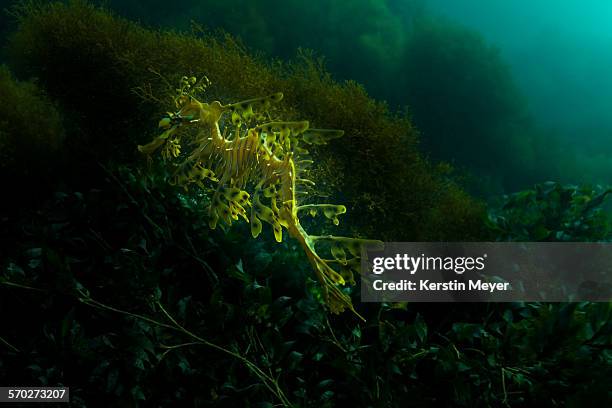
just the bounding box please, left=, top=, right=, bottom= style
left=372, top=279, right=510, bottom=292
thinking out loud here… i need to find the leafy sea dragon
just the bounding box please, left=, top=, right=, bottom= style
left=138, top=77, right=381, bottom=320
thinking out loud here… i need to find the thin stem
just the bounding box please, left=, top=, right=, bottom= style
left=77, top=295, right=175, bottom=331
left=0, top=280, right=45, bottom=292
left=0, top=335, right=19, bottom=353
left=501, top=368, right=510, bottom=407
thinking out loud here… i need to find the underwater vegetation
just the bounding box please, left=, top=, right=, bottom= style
left=0, top=65, right=64, bottom=206
left=0, top=1, right=609, bottom=407
left=489, top=182, right=612, bottom=242
left=5, top=0, right=488, bottom=241
left=1, top=171, right=610, bottom=406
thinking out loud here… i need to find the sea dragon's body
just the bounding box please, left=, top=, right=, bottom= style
left=139, top=87, right=379, bottom=319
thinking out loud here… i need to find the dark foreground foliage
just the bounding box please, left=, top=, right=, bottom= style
left=1, top=169, right=611, bottom=406
left=0, top=2, right=610, bottom=407
left=489, top=182, right=612, bottom=242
